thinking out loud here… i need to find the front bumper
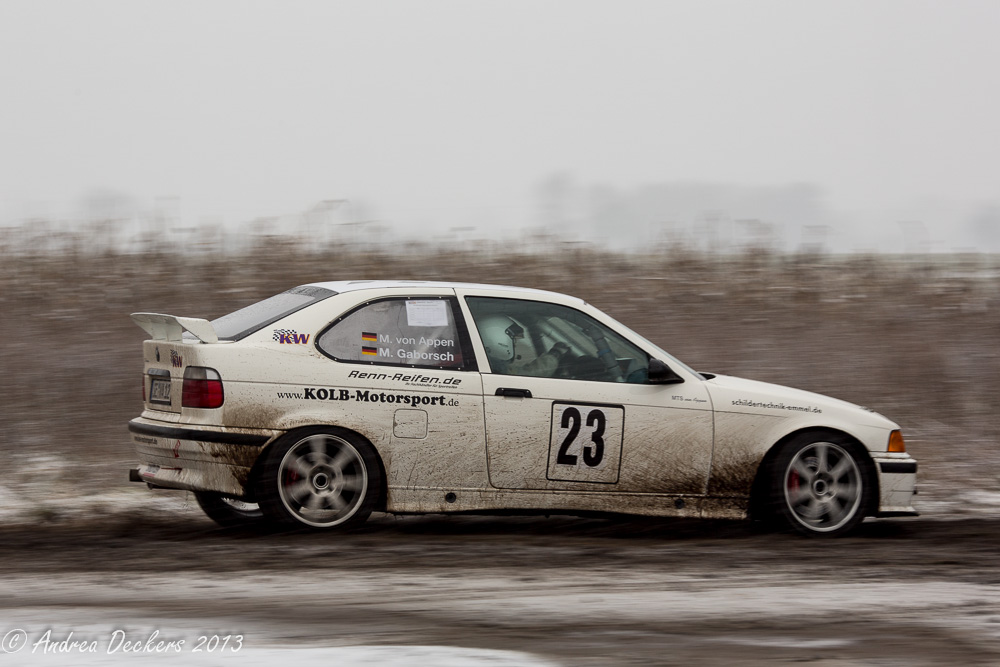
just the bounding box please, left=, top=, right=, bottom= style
left=128, top=417, right=280, bottom=499
left=872, top=454, right=919, bottom=517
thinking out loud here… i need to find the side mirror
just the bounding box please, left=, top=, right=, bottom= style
left=648, top=358, right=684, bottom=385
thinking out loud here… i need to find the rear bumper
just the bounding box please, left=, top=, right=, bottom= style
left=873, top=454, right=919, bottom=517
left=128, top=417, right=280, bottom=499
left=128, top=420, right=272, bottom=447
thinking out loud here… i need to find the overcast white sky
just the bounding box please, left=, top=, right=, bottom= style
left=1, top=1, right=998, bottom=251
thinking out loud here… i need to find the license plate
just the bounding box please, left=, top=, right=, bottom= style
left=150, top=377, right=172, bottom=405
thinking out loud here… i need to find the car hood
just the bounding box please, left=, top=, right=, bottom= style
left=702, top=373, right=898, bottom=430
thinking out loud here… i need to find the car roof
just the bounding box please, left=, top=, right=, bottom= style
left=303, top=280, right=583, bottom=303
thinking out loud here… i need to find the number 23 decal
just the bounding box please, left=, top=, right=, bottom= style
left=556, top=407, right=606, bottom=467
left=548, top=403, right=624, bottom=484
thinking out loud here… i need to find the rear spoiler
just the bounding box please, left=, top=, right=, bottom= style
left=130, top=313, right=220, bottom=344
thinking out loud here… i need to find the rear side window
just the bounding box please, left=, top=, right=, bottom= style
left=207, top=286, right=337, bottom=341
left=317, top=297, right=469, bottom=370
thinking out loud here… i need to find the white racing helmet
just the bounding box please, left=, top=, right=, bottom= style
left=477, top=315, right=524, bottom=362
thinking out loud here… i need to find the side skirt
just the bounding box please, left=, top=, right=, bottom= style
left=385, top=486, right=748, bottom=520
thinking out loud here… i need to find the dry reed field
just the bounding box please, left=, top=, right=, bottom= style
left=1, top=232, right=998, bottom=517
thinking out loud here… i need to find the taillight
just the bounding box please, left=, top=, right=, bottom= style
left=182, top=367, right=224, bottom=408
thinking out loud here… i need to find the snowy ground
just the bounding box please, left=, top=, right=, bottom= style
left=2, top=489, right=1000, bottom=666
left=1, top=421, right=997, bottom=666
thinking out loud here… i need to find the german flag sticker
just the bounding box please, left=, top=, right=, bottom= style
left=362, top=346, right=378, bottom=356
left=361, top=331, right=378, bottom=342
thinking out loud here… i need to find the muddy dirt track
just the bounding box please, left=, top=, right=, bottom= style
left=2, top=509, right=1000, bottom=666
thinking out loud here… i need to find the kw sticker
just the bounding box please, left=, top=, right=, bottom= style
left=274, top=329, right=311, bottom=344
left=170, top=350, right=183, bottom=368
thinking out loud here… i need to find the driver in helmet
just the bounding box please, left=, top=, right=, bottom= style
left=478, top=315, right=569, bottom=377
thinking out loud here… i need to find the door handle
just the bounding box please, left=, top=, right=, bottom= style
left=495, top=387, right=532, bottom=398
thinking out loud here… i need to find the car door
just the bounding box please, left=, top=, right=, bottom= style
left=457, top=291, right=714, bottom=495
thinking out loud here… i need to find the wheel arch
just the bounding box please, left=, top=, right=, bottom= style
left=747, top=426, right=880, bottom=520
left=247, top=424, right=389, bottom=511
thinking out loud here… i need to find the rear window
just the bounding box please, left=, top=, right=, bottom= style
left=198, top=286, right=337, bottom=341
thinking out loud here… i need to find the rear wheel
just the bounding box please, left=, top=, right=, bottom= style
left=194, top=492, right=264, bottom=528
left=769, top=432, right=873, bottom=536
left=257, top=428, right=382, bottom=529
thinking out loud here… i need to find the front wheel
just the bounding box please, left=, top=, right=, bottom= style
left=768, top=433, right=874, bottom=536
left=257, top=428, right=382, bottom=529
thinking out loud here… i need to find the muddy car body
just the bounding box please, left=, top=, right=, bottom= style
left=128, top=281, right=918, bottom=536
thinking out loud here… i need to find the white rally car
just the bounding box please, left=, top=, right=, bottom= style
left=128, top=281, right=917, bottom=536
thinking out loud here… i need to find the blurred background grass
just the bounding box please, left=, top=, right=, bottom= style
left=1, top=228, right=997, bottom=515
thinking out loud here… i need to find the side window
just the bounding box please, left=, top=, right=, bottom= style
left=318, top=298, right=467, bottom=369
left=466, top=297, right=649, bottom=383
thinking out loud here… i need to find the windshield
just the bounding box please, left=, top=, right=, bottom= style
left=196, top=286, right=337, bottom=341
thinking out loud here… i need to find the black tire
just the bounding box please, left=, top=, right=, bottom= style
left=256, top=427, right=382, bottom=530
left=194, top=492, right=265, bottom=528
left=768, top=432, right=874, bottom=537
